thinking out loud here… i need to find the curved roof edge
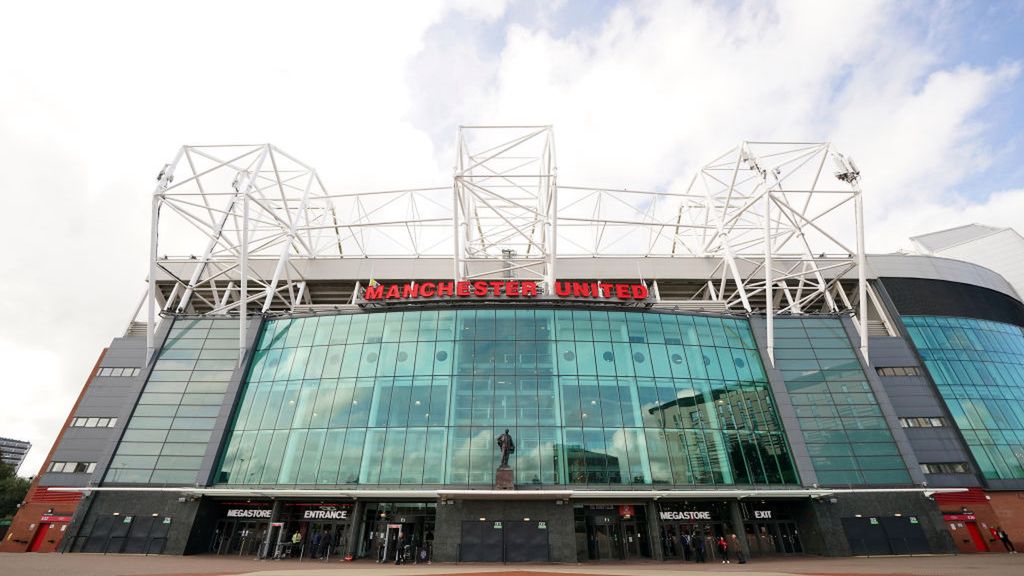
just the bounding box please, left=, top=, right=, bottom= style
left=866, top=254, right=1020, bottom=302
left=151, top=254, right=1021, bottom=303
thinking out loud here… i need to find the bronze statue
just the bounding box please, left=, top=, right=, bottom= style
left=496, top=429, right=515, bottom=468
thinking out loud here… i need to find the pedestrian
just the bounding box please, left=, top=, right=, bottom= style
left=731, top=533, right=746, bottom=564
left=681, top=532, right=692, bottom=561
left=717, top=535, right=730, bottom=563
left=291, top=529, right=302, bottom=558
left=996, top=527, right=1016, bottom=553
left=694, top=534, right=706, bottom=563
left=311, top=530, right=321, bottom=559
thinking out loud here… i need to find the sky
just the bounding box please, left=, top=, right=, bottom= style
left=1, top=0, right=1023, bottom=476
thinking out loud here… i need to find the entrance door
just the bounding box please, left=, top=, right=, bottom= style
left=778, top=522, right=803, bottom=553
left=106, top=517, right=132, bottom=554
left=459, top=521, right=503, bottom=562
left=146, top=517, right=171, bottom=555
left=880, top=517, right=929, bottom=555
left=842, top=517, right=891, bottom=555
left=622, top=521, right=643, bottom=558
left=28, top=523, right=50, bottom=552
left=82, top=517, right=114, bottom=553
left=123, top=517, right=155, bottom=554
left=591, top=522, right=623, bottom=560
left=505, top=521, right=549, bottom=562
left=966, top=523, right=988, bottom=552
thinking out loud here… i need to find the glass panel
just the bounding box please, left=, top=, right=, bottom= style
left=904, top=315, right=1024, bottom=481
left=210, top=310, right=796, bottom=489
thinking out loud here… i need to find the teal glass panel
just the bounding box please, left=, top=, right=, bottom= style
left=774, top=317, right=911, bottom=486
left=213, top=309, right=798, bottom=488
left=107, top=318, right=247, bottom=485
left=904, top=316, right=1024, bottom=481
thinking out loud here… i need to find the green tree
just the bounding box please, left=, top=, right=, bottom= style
left=0, top=448, right=31, bottom=519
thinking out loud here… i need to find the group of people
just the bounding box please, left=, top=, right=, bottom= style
left=675, top=532, right=744, bottom=564
left=285, top=528, right=339, bottom=559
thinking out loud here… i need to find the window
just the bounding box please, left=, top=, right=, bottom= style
left=898, top=417, right=947, bottom=428
left=47, top=461, right=97, bottom=474
left=71, top=417, right=117, bottom=428
left=98, top=367, right=141, bottom=377
left=213, top=310, right=799, bottom=488
left=904, top=316, right=1024, bottom=482
left=876, top=366, right=922, bottom=377
left=920, top=462, right=970, bottom=474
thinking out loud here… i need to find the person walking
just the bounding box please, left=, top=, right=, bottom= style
left=996, top=527, right=1016, bottom=553
left=717, top=535, right=730, bottom=564
left=290, top=529, right=302, bottom=558
left=694, top=534, right=706, bottom=563
left=681, top=532, right=692, bottom=561
left=310, top=530, right=321, bottom=559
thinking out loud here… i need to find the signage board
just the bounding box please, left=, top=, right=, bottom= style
left=943, top=513, right=976, bottom=522
left=618, top=505, right=635, bottom=518
left=303, top=509, right=348, bottom=520
left=753, top=510, right=772, bottom=519
left=226, top=509, right=272, bottom=519
left=39, top=515, right=73, bottom=523
left=659, top=510, right=712, bottom=521
left=358, top=280, right=651, bottom=305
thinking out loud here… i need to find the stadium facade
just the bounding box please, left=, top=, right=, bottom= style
left=3, top=129, right=1023, bottom=560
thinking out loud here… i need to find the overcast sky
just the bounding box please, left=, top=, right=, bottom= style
left=2, top=0, right=1023, bottom=476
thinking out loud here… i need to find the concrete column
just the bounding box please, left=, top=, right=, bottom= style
left=261, top=500, right=282, bottom=559
left=345, top=501, right=365, bottom=558
left=646, top=502, right=664, bottom=561
left=728, top=501, right=750, bottom=560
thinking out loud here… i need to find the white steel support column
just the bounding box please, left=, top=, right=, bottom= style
left=546, top=130, right=558, bottom=289
left=764, top=186, right=774, bottom=366
left=855, top=188, right=868, bottom=362
left=147, top=193, right=161, bottom=365
left=239, top=186, right=249, bottom=366
left=147, top=147, right=184, bottom=364
left=262, top=171, right=316, bottom=312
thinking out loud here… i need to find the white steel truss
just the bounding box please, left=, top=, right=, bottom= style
left=453, top=126, right=557, bottom=286
left=143, top=131, right=871, bottom=366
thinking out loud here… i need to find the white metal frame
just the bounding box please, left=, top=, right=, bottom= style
left=143, top=132, right=872, bottom=367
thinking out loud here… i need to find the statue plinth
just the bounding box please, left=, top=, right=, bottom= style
left=495, top=466, right=514, bottom=490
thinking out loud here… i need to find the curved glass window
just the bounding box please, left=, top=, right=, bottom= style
left=904, top=316, right=1024, bottom=481
left=216, top=309, right=798, bottom=487
left=773, top=318, right=911, bottom=486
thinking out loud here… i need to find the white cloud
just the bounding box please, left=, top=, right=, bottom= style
left=407, top=0, right=1019, bottom=251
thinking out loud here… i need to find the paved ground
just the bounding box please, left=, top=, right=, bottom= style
left=0, top=553, right=1022, bottom=576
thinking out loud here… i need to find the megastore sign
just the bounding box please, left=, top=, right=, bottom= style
left=659, top=511, right=712, bottom=520
left=359, top=280, right=650, bottom=304
left=226, top=509, right=272, bottom=519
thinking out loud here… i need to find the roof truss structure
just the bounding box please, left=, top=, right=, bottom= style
left=143, top=130, right=868, bottom=366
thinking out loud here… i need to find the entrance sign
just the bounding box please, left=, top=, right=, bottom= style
left=303, top=509, right=348, bottom=520
left=359, top=280, right=650, bottom=304
left=660, top=511, right=711, bottom=521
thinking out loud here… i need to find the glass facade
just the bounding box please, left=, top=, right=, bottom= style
left=215, top=309, right=798, bottom=487
left=904, top=315, right=1024, bottom=480
left=773, top=318, right=911, bottom=485
left=106, top=318, right=243, bottom=484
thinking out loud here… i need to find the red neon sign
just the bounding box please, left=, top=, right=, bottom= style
left=361, top=280, right=649, bottom=302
